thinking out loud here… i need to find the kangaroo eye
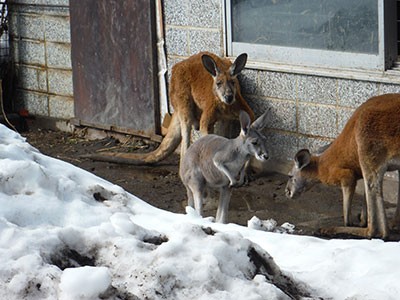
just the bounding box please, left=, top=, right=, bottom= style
left=216, top=81, right=223, bottom=87
left=251, top=140, right=258, bottom=145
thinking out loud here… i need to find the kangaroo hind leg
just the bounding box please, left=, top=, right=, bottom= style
left=215, top=186, right=232, bottom=224
left=362, top=164, right=389, bottom=239
left=187, top=180, right=206, bottom=218
left=178, top=109, right=195, bottom=165
left=341, top=181, right=356, bottom=226
left=390, top=169, right=400, bottom=230
left=184, top=185, right=194, bottom=209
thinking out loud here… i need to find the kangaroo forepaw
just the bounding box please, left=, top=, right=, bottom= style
left=230, top=179, right=246, bottom=188
left=229, top=181, right=240, bottom=188
left=244, top=172, right=256, bottom=184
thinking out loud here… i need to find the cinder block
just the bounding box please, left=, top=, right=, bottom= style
left=163, top=0, right=189, bottom=26
left=337, top=107, right=354, bottom=133
left=10, top=0, right=69, bottom=7
left=46, top=42, right=72, bottom=69
left=298, top=75, right=337, bottom=105
left=338, top=79, right=379, bottom=108
left=298, top=104, right=337, bottom=138
left=47, top=69, right=73, bottom=96
left=16, top=65, right=47, bottom=92
left=44, top=16, right=71, bottom=43
left=258, top=71, right=297, bottom=100
left=297, top=136, right=333, bottom=155
left=13, top=40, right=46, bottom=66
left=9, top=13, right=44, bottom=40
left=251, top=98, right=296, bottom=132
left=165, top=27, right=188, bottom=56
left=189, top=0, right=221, bottom=28
left=49, top=95, right=74, bottom=119
left=8, top=1, right=69, bottom=16
left=15, top=89, right=49, bottom=116
left=188, top=29, right=221, bottom=56
left=263, top=130, right=298, bottom=161
left=379, top=83, right=400, bottom=95
left=238, top=69, right=258, bottom=95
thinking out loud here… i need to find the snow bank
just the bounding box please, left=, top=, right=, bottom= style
left=0, top=124, right=399, bottom=300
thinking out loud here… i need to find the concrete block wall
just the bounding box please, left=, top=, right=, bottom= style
left=163, top=0, right=400, bottom=163
left=241, top=73, right=400, bottom=161
left=163, top=0, right=224, bottom=70
left=8, top=0, right=73, bottom=120
left=7, top=0, right=400, bottom=165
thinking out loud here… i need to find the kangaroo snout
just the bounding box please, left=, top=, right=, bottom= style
left=255, top=152, right=269, bottom=161
left=285, top=180, right=307, bottom=199
left=285, top=186, right=294, bottom=199
left=224, top=94, right=234, bottom=104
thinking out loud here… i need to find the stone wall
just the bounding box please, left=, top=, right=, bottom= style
left=8, top=0, right=73, bottom=120
left=240, top=71, right=400, bottom=161
left=163, top=0, right=400, bottom=162
left=7, top=0, right=400, bottom=163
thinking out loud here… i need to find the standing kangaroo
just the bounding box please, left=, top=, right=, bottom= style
left=89, top=52, right=254, bottom=165
left=180, top=110, right=269, bottom=224
left=285, top=94, right=400, bottom=239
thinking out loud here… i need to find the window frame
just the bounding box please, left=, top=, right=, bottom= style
left=225, top=0, right=397, bottom=72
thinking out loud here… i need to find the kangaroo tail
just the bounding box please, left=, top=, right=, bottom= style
left=86, top=114, right=182, bottom=165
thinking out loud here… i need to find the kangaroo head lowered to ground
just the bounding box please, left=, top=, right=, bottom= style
left=285, top=93, right=400, bottom=239
left=88, top=52, right=254, bottom=166
left=180, top=110, right=269, bottom=224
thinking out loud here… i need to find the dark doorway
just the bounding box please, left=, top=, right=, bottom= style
left=70, top=0, right=160, bottom=139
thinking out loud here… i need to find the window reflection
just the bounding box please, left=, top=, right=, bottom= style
left=232, top=0, right=379, bottom=54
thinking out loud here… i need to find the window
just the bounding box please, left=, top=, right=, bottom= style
left=226, top=0, right=397, bottom=71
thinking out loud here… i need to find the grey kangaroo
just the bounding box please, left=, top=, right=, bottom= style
left=180, top=110, right=269, bottom=223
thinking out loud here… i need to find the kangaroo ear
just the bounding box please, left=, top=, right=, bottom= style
left=229, top=53, right=247, bottom=76
left=239, top=110, right=251, bottom=135
left=250, top=108, right=270, bottom=131
left=202, top=54, right=219, bottom=77
left=294, top=149, right=311, bottom=170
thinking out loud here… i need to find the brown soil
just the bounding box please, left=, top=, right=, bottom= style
left=22, top=126, right=397, bottom=239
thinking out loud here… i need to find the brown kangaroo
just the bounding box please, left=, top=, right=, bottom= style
left=89, top=52, right=255, bottom=165
left=285, top=94, right=400, bottom=239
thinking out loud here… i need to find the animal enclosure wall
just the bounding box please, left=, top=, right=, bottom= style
left=163, top=0, right=400, bottom=162
left=8, top=0, right=73, bottom=120
left=7, top=0, right=400, bottom=164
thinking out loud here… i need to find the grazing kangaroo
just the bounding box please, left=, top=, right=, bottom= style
left=180, top=110, right=269, bottom=224
left=89, top=52, right=255, bottom=165
left=285, top=94, right=400, bottom=239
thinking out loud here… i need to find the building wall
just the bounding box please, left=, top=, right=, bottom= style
left=8, top=0, right=400, bottom=162
left=163, top=0, right=400, bottom=161
left=8, top=0, right=73, bottom=120
left=240, top=71, right=400, bottom=161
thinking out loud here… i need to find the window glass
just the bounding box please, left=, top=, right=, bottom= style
left=232, top=0, right=379, bottom=54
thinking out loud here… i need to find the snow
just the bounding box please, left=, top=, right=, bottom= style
left=59, top=266, right=111, bottom=300
left=0, top=124, right=399, bottom=299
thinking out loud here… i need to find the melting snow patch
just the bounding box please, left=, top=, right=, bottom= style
left=247, top=216, right=295, bottom=233
left=59, top=266, right=111, bottom=300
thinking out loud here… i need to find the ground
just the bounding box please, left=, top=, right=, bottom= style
left=22, top=125, right=389, bottom=239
